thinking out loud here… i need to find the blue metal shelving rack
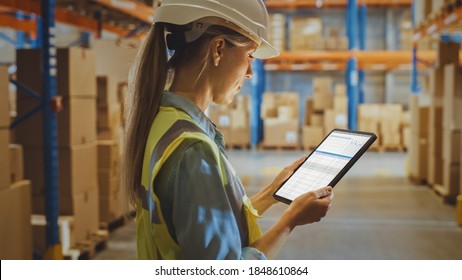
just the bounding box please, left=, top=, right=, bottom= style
left=346, top=0, right=359, bottom=130
left=40, top=0, right=61, bottom=259
left=358, top=3, right=367, bottom=104
left=410, top=0, right=421, bottom=95
left=1, top=0, right=61, bottom=259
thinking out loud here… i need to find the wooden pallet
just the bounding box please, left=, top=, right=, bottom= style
left=377, top=145, right=405, bottom=152
left=64, top=230, right=109, bottom=260
left=432, top=184, right=457, bottom=204
left=100, top=211, right=136, bottom=232
left=260, top=144, right=301, bottom=151
left=100, top=216, right=127, bottom=233
left=226, top=143, right=250, bottom=150
left=408, top=175, right=427, bottom=186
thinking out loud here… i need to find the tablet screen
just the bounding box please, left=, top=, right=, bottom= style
left=274, top=130, right=375, bottom=203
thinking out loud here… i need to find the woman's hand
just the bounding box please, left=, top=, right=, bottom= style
left=250, top=186, right=333, bottom=259
left=281, top=186, right=333, bottom=231
left=250, top=156, right=307, bottom=215
left=267, top=155, right=307, bottom=196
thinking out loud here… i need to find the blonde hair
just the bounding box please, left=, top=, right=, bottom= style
left=122, top=22, right=254, bottom=211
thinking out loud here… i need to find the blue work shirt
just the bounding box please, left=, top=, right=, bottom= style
left=153, top=92, right=266, bottom=260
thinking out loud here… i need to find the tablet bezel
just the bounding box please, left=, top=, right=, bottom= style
left=273, top=129, right=377, bottom=204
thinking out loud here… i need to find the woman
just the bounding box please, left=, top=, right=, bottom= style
left=122, top=0, right=333, bottom=260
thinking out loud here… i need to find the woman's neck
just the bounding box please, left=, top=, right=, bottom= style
left=169, top=68, right=213, bottom=112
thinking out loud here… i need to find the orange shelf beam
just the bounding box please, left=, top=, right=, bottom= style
left=0, top=0, right=142, bottom=37
left=266, top=0, right=412, bottom=9
left=0, top=14, right=37, bottom=36
left=265, top=50, right=462, bottom=71
left=92, top=0, right=154, bottom=23
left=413, top=5, right=462, bottom=42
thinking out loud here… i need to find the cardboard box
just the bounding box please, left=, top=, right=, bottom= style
left=98, top=140, right=120, bottom=170
left=98, top=126, right=123, bottom=142
left=443, top=129, right=461, bottom=164
left=443, top=64, right=462, bottom=130
left=16, top=97, right=97, bottom=147
left=15, top=49, right=42, bottom=96
left=323, top=109, right=336, bottom=133
left=263, top=119, right=299, bottom=146
left=410, top=132, right=429, bottom=179
left=304, top=98, right=313, bottom=125
left=442, top=161, right=460, bottom=200
left=99, top=190, right=122, bottom=224
left=98, top=168, right=120, bottom=196
left=16, top=48, right=97, bottom=98
left=32, top=187, right=100, bottom=225
left=24, top=142, right=98, bottom=195
left=403, top=126, right=410, bottom=149
left=0, top=129, right=10, bottom=190
left=310, top=112, right=324, bottom=127
left=302, top=125, right=324, bottom=149
left=313, top=77, right=333, bottom=94
left=230, top=109, right=249, bottom=129
left=334, top=94, right=348, bottom=114
left=57, top=48, right=97, bottom=97
left=314, top=92, right=334, bottom=111
left=94, top=39, right=138, bottom=83
left=97, top=75, right=119, bottom=107
left=381, top=131, right=402, bottom=146
left=335, top=84, right=346, bottom=96
left=437, top=41, right=461, bottom=67
left=9, top=144, right=24, bottom=184
left=0, top=66, right=9, bottom=128
left=277, top=106, right=296, bottom=121
left=0, top=180, right=32, bottom=259
left=98, top=103, right=122, bottom=130
left=228, top=127, right=250, bottom=147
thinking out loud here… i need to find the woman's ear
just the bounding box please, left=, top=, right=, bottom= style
left=211, top=38, right=226, bottom=67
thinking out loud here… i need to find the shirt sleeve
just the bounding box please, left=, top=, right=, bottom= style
left=169, top=140, right=266, bottom=260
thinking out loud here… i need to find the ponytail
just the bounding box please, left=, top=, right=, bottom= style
left=121, top=23, right=168, bottom=211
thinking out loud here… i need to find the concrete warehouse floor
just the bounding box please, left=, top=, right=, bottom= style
left=93, top=151, right=462, bottom=260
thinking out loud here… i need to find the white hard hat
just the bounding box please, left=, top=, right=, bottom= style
left=153, top=0, right=279, bottom=59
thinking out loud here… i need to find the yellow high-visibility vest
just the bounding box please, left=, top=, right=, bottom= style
left=136, top=105, right=262, bottom=259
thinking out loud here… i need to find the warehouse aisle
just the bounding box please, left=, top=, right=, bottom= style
left=93, top=151, right=462, bottom=260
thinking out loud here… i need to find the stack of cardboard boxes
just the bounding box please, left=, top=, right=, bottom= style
left=408, top=94, right=430, bottom=182
left=324, top=27, right=349, bottom=51
left=290, top=17, right=324, bottom=51
left=96, top=76, right=124, bottom=223
left=261, top=92, right=300, bottom=148
left=440, top=63, right=461, bottom=202
left=0, top=65, right=33, bottom=259
left=426, top=40, right=461, bottom=202
left=268, top=13, right=286, bottom=52
left=16, top=48, right=99, bottom=255
left=302, top=78, right=347, bottom=150
left=208, top=95, right=251, bottom=148
left=358, top=104, right=407, bottom=150
left=380, top=104, right=404, bottom=148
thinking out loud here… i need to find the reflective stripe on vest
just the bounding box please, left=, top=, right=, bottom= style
left=136, top=106, right=262, bottom=260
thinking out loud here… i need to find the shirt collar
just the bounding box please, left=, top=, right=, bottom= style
left=161, top=92, right=225, bottom=149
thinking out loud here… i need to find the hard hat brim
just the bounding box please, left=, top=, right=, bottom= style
left=253, top=38, right=280, bottom=59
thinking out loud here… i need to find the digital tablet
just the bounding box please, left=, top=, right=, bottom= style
left=273, top=129, right=377, bottom=204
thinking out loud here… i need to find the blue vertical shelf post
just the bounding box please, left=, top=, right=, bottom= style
left=358, top=4, right=366, bottom=104
left=346, top=0, right=359, bottom=130
left=250, top=59, right=265, bottom=148
left=15, top=12, right=26, bottom=49
left=250, top=0, right=267, bottom=148
left=410, top=0, right=420, bottom=95
left=41, top=0, right=62, bottom=259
